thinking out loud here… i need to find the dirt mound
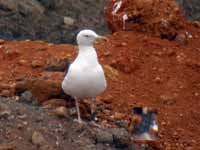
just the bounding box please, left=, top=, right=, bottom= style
left=105, top=0, right=187, bottom=40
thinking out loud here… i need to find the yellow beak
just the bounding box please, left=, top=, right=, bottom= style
left=95, top=36, right=109, bottom=43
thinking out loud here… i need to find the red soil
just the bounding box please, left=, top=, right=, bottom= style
left=97, top=29, right=200, bottom=149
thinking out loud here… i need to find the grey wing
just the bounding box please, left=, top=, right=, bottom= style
left=96, top=65, right=107, bottom=90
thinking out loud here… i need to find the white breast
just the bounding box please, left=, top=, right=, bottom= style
left=62, top=46, right=107, bottom=99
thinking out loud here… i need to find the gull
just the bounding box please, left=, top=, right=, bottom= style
left=62, top=29, right=107, bottom=123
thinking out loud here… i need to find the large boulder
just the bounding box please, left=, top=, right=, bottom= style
left=16, top=72, right=64, bottom=103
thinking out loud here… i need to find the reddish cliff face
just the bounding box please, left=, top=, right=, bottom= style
left=105, top=0, right=187, bottom=40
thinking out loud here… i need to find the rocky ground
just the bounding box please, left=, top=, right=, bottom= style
left=0, top=96, right=127, bottom=150
left=0, top=0, right=200, bottom=150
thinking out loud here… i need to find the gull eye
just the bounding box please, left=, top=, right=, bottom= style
left=84, top=35, right=90, bottom=38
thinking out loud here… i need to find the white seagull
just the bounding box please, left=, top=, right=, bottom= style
left=62, top=29, right=107, bottom=123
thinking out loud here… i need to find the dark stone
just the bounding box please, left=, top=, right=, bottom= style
left=110, top=128, right=129, bottom=148
left=91, top=127, right=130, bottom=148
left=19, top=90, right=34, bottom=102
left=38, top=0, right=64, bottom=9
left=0, top=103, right=11, bottom=119
left=92, top=128, right=113, bottom=144
left=19, top=90, right=38, bottom=106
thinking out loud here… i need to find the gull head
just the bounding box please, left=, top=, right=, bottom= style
left=77, top=29, right=107, bottom=46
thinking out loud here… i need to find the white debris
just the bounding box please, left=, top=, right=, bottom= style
left=64, top=16, right=75, bottom=26
left=122, top=14, right=128, bottom=30
left=112, top=0, right=122, bottom=15
left=151, top=120, right=158, bottom=132
left=186, top=31, right=193, bottom=39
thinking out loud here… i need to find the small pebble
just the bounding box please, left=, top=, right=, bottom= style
left=0, top=39, right=5, bottom=44
left=31, top=60, right=44, bottom=68
left=194, top=92, right=199, bottom=97
left=18, top=59, right=28, bottom=66
left=32, top=131, right=46, bottom=146
left=54, top=106, right=69, bottom=118
left=121, top=42, right=127, bottom=46
left=154, top=76, right=161, bottom=83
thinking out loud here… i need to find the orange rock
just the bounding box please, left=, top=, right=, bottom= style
left=0, top=90, right=10, bottom=97
left=192, top=21, right=200, bottom=28
left=135, top=0, right=153, bottom=9
left=3, top=48, right=20, bottom=59
left=18, top=59, right=28, bottom=66
left=31, top=60, right=44, bottom=68
left=45, top=57, right=69, bottom=72
left=175, top=33, right=188, bottom=45
left=114, top=112, right=125, bottom=120
left=54, top=106, right=69, bottom=118
left=0, top=39, right=5, bottom=44
left=102, top=94, right=114, bottom=104
left=42, top=99, right=67, bottom=107
left=131, top=115, right=142, bottom=123
left=16, top=72, right=64, bottom=103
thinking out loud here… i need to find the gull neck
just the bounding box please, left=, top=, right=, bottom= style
left=77, top=45, right=98, bottom=63
left=78, top=45, right=96, bottom=54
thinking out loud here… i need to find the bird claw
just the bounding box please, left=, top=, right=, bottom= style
left=73, top=118, right=84, bottom=124
left=89, top=121, right=101, bottom=128
left=91, top=112, right=98, bottom=121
